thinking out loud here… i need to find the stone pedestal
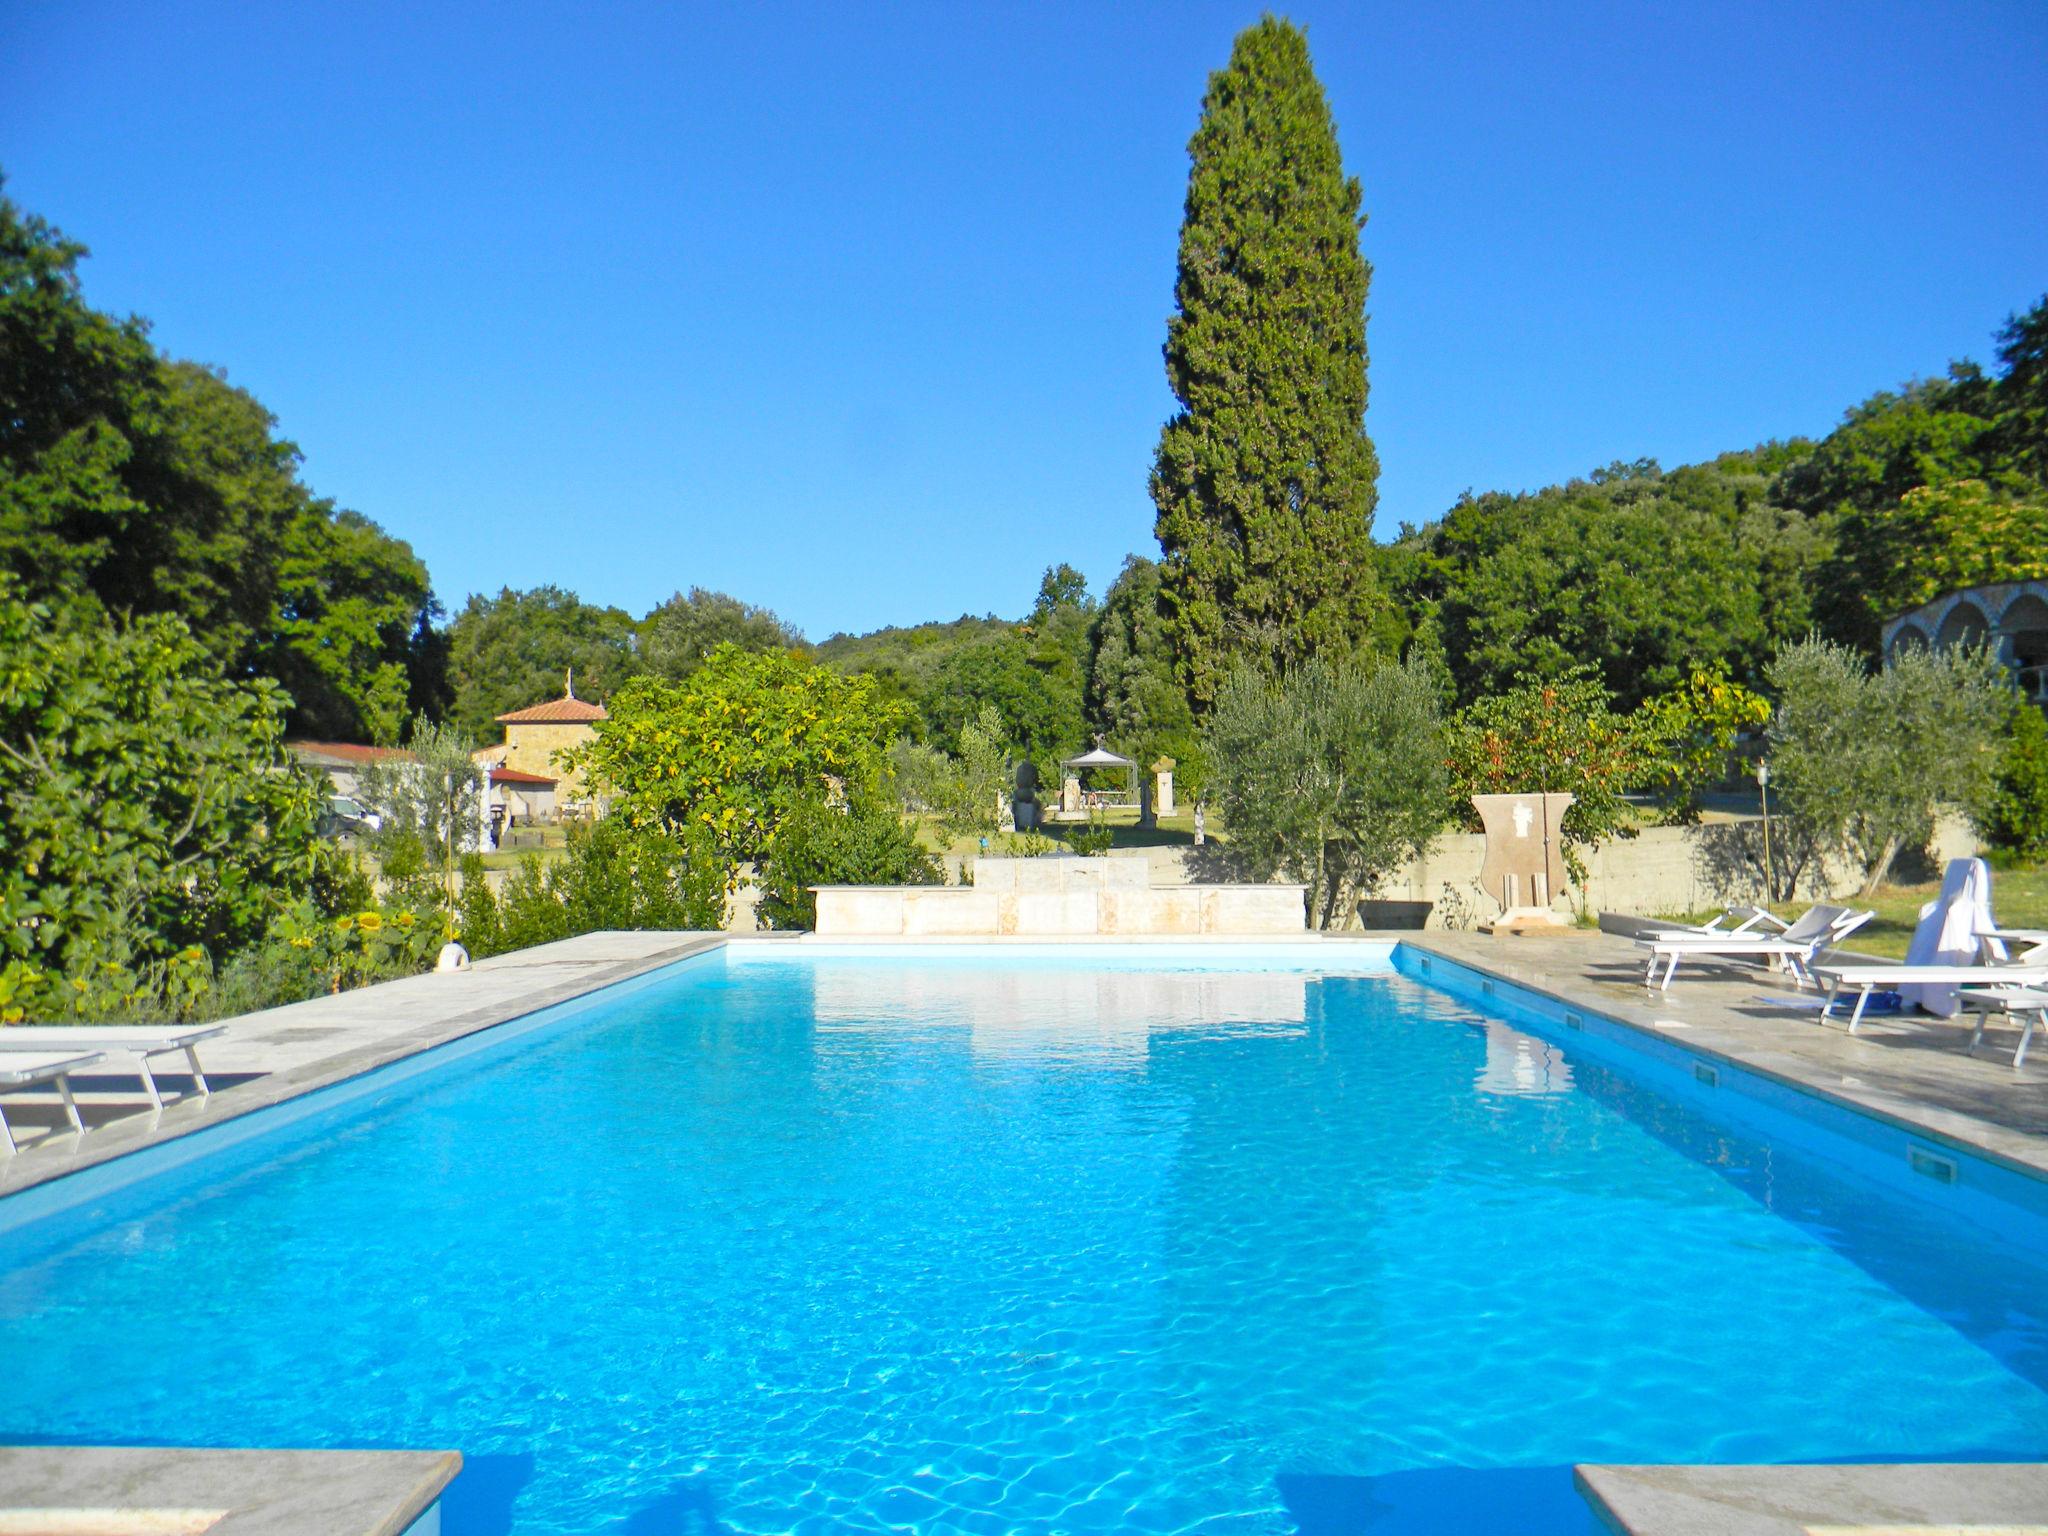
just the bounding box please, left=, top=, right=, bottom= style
left=1152, top=758, right=1176, bottom=817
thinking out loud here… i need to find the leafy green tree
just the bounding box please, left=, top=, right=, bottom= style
left=1767, top=637, right=2012, bottom=891
left=939, top=705, right=1008, bottom=839
left=0, top=578, right=326, bottom=985
left=0, top=190, right=439, bottom=741
left=1981, top=705, right=2048, bottom=864
left=1815, top=478, right=2048, bottom=649
left=1988, top=295, right=2048, bottom=485
left=1152, top=18, right=1383, bottom=706
left=358, top=714, right=485, bottom=904
left=444, top=585, right=642, bottom=739
left=1203, top=656, right=1448, bottom=929
left=569, top=644, right=909, bottom=888
left=924, top=629, right=1086, bottom=773
left=1637, top=666, right=1772, bottom=822
left=1395, top=454, right=1822, bottom=707
left=642, top=586, right=805, bottom=679
left=1447, top=668, right=1651, bottom=889
left=1087, top=555, right=1200, bottom=773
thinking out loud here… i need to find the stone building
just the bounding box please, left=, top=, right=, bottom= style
left=472, top=675, right=608, bottom=812
left=1883, top=580, right=2048, bottom=704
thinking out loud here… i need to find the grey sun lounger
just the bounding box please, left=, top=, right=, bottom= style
left=0, top=1024, right=224, bottom=1111
left=0, top=1049, right=105, bottom=1154
left=1636, top=905, right=1872, bottom=992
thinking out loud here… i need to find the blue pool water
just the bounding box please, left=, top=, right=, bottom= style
left=3, top=947, right=2048, bottom=1535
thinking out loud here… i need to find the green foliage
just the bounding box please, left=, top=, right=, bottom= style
left=1767, top=637, right=2013, bottom=891
left=642, top=586, right=804, bottom=679
left=911, top=704, right=1009, bottom=840
left=1204, top=656, right=1448, bottom=929
left=923, top=627, right=1086, bottom=774
left=358, top=713, right=484, bottom=901
left=444, top=585, right=642, bottom=739
left=0, top=578, right=326, bottom=984
left=1086, top=555, right=1200, bottom=775
left=1064, top=812, right=1115, bottom=858
left=755, top=799, right=942, bottom=930
left=0, top=186, right=437, bottom=742
left=1637, top=666, right=1772, bottom=821
left=1447, top=669, right=1650, bottom=880
left=571, top=644, right=908, bottom=892
left=455, top=820, right=727, bottom=959
left=1981, top=706, right=2048, bottom=864
left=1152, top=18, right=1384, bottom=706
left=1816, top=479, right=2048, bottom=648
left=1394, top=454, right=1822, bottom=707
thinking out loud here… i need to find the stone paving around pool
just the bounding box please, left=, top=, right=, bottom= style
left=0, top=930, right=729, bottom=1196
left=1403, top=927, right=2048, bottom=1178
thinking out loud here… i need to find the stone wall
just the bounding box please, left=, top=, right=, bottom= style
left=813, top=857, right=1306, bottom=937
left=501, top=721, right=598, bottom=799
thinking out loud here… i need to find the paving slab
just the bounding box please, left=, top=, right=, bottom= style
left=0, top=1445, right=460, bottom=1536
left=1404, top=928, right=2048, bottom=1179
left=0, top=930, right=721, bottom=1196
left=1576, top=1461, right=2048, bottom=1535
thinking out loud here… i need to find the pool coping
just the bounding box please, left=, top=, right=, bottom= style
left=1574, top=1460, right=2048, bottom=1534
left=0, top=1444, right=460, bottom=1535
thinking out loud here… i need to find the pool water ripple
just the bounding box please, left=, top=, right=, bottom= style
left=0, top=955, right=2045, bottom=1533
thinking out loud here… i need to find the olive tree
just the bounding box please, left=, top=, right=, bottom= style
left=1203, top=656, right=1449, bottom=928
left=1767, top=637, right=2013, bottom=893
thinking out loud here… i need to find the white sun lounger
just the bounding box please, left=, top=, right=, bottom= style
left=0, top=1025, right=223, bottom=1110
left=1637, top=905, right=1872, bottom=992
left=1819, top=955, right=2048, bottom=1031
left=0, top=1049, right=105, bottom=1154
left=1960, top=986, right=2048, bottom=1068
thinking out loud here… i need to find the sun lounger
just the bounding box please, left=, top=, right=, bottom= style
left=0, top=1049, right=105, bottom=1154
left=1600, top=906, right=1789, bottom=943
left=1820, top=954, right=2048, bottom=1031
left=1960, top=986, right=2048, bottom=1068
left=0, top=1025, right=223, bottom=1111
left=1636, top=905, right=1872, bottom=992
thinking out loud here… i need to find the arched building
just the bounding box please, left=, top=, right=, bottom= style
left=1884, top=581, right=2048, bottom=703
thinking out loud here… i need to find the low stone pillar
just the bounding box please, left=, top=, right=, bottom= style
left=1153, top=757, right=1176, bottom=817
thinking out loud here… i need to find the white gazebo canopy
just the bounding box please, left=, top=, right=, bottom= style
left=1062, top=745, right=1137, bottom=771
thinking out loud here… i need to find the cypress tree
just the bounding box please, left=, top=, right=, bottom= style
left=1151, top=16, right=1382, bottom=707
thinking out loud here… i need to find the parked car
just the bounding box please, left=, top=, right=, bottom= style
left=318, top=795, right=384, bottom=840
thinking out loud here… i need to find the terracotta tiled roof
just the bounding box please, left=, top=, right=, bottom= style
left=495, top=697, right=608, bottom=724
left=489, top=766, right=558, bottom=786
left=289, top=741, right=415, bottom=764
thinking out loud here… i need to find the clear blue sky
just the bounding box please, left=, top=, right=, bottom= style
left=4, top=1, right=2045, bottom=640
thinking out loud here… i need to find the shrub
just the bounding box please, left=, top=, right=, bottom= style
left=755, top=799, right=942, bottom=930
left=1983, top=705, right=2048, bottom=864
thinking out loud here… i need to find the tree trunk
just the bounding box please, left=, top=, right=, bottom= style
left=1861, top=835, right=1902, bottom=897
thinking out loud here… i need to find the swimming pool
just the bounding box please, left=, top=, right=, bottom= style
left=2, top=943, right=2045, bottom=1535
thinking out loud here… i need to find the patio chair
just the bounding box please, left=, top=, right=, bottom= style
left=1636, top=904, right=1873, bottom=993
left=0, top=1048, right=105, bottom=1154
left=0, top=1024, right=224, bottom=1110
